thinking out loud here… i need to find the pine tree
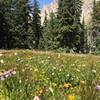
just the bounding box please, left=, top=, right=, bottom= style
left=0, top=0, right=11, bottom=49
left=38, top=10, right=48, bottom=49
left=57, top=0, right=83, bottom=52
left=32, top=0, right=41, bottom=48
left=11, top=0, right=29, bottom=48
left=92, top=0, right=100, bottom=38
left=80, top=17, right=88, bottom=53
left=92, top=0, right=100, bottom=52
left=41, top=11, right=61, bottom=50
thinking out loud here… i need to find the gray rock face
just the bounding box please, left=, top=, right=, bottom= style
left=41, top=0, right=95, bottom=25
left=40, top=0, right=58, bottom=25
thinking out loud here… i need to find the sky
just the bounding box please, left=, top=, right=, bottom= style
left=29, top=0, right=53, bottom=9
left=39, top=0, right=53, bottom=8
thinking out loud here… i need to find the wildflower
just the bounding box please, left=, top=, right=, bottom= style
left=58, top=53, right=60, bottom=58
left=48, top=56, right=50, bottom=59
left=82, top=64, right=86, bottom=67
left=22, top=69, right=25, bottom=72
left=14, top=52, right=17, bottom=56
left=30, top=68, right=33, bottom=71
left=53, top=67, right=56, bottom=70
left=5, top=74, right=9, bottom=78
left=59, top=69, right=62, bottom=72
left=0, top=53, right=3, bottom=56
left=19, top=80, right=22, bottom=84
left=67, top=74, right=70, bottom=77
left=80, top=81, right=85, bottom=85
left=33, top=96, right=40, bottom=100
left=52, top=83, right=57, bottom=87
left=0, top=59, right=4, bottom=64
left=34, top=68, right=38, bottom=72
left=12, top=70, right=16, bottom=75
left=0, top=76, right=5, bottom=81
left=0, top=68, right=16, bottom=81
left=71, top=64, right=75, bottom=66
left=52, top=73, right=54, bottom=75
left=67, top=94, right=75, bottom=100
left=76, top=69, right=80, bottom=72
left=80, top=80, right=85, bottom=89
left=96, top=85, right=100, bottom=91
left=92, top=69, right=96, bottom=73
left=49, top=87, right=54, bottom=95
left=39, top=89, right=43, bottom=94
left=64, top=83, right=72, bottom=88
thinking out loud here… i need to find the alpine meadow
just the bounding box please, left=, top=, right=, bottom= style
left=0, top=0, right=100, bottom=100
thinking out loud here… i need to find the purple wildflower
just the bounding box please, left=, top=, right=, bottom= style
left=96, top=85, right=100, bottom=91
left=11, top=71, right=16, bottom=75
left=0, top=76, right=5, bottom=81
left=0, top=68, right=16, bottom=81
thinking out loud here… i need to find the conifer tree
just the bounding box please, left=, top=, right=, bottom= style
left=11, top=0, right=29, bottom=48
left=38, top=10, right=48, bottom=49
left=57, top=0, right=83, bottom=52
left=0, top=0, right=11, bottom=49
left=41, top=11, right=61, bottom=50
left=32, top=0, right=41, bottom=48
left=92, top=0, right=100, bottom=51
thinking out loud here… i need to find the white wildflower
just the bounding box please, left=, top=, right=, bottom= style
left=92, top=69, right=96, bottom=73
left=19, top=80, right=22, bottom=84
left=14, top=52, right=17, bottom=56
left=0, top=59, right=4, bottom=64
left=52, top=73, right=54, bottom=75
left=0, top=53, right=3, bottom=57
left=33, top=96, right=40, bottom=100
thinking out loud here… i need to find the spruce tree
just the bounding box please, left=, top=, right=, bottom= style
left=0, top=0, right=11, bottom=49
left=32, top=0, right=41, bottom=48
left=38, top=10, right=48, bottom=49
left=11, top=0, right=29, bottom=48
left=92, top=0, right=100, bottom=38
left=57, top=0, right=83, bottom=52
left=41, top=11, right=61, bottom=50
left=92, top=0, right=100, bottom=52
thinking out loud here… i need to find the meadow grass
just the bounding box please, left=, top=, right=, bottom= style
left=0, top=50, right=100, bottom=100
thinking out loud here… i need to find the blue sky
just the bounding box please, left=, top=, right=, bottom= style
left=39, top=0, right=53, bottom=8
left=29, top=0, right=53, bottom=9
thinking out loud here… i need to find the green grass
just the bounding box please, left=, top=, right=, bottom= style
left=0, top=50, right=100, bottom=100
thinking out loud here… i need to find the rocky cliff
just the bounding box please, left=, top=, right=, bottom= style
left=41, top=0, right=95, bottom=25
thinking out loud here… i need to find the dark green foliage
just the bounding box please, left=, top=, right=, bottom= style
left=40, top=11, right=61, bottom=50
left=11, top=0, right=29, bottom=48
left=0, top=0, right=89, bottom=53
left=92, top=0, right=100, bottom=34
left=96, top=36, right=100, bottom=50
left=0, top=0, right=41, bottom=49
left=0, top=0, right=11, bottom=49
left=57, top=0, right=84, bottom=52
left=92, top=0, right=100, bottom=52
left=32, top=0, right=41, bottom=48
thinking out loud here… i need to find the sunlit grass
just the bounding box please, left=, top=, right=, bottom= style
left=0, top=50, right=100, bottom=100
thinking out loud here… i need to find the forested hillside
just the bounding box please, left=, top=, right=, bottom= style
left=0, top=0, right=100, bottom=54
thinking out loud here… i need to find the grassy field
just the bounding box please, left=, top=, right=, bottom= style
left=0, top=50, right=100, bottom=100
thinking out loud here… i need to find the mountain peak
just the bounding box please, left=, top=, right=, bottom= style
left=41, top=0, right=95, bottom=25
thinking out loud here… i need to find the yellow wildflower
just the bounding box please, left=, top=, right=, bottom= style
left=39, top=89, right=43, bottom=94
left=67, top=94, right=75, bottom=100
left=52, top=82, right=57, bottom=87
left=64, top=83, right=72, bottom=88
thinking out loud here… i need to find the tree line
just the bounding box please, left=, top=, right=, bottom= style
left=0, top=0, right=99, bottom=53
